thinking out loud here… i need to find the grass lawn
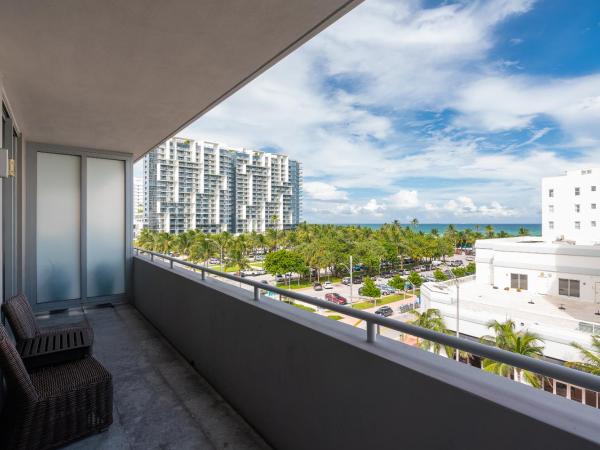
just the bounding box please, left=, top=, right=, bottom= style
left=327, top=315, right=343, bottom=321
left=276, top=276, right=342, bottom=290
left=283, top=301, right=316, bottom=313
left=351, top=291, right=419, bottom=310
left=208, top=261, right=263, bottom=273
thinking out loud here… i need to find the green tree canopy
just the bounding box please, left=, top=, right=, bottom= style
left=407, top=271, right=423, bottom=287
left=263, top=249, right=306, bottom=277
left=360, top=276, right=381, bottom=298
left=433, top=269, right=448, bottom=281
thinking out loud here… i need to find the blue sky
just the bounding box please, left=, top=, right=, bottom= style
left=150, top=0, right=600, bottom=224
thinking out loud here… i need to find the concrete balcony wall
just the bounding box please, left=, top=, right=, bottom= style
left=133, top=256, right=600, bottom=450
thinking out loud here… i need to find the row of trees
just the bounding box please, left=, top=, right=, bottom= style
left=409, top=311, right=600, bottom=380
left=136, top=222, right=519, bottom=281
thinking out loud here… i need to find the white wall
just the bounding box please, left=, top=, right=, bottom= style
left=542, top=169, right=600, bottom=244
left=475, top=240, right=600, bottom=302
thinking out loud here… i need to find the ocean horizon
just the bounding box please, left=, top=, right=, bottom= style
left=313, top=223, right=542, bottom=236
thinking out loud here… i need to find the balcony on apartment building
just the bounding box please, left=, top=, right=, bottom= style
left=2, top=1, right=600, bottom=450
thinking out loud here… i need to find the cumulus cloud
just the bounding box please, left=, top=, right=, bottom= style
left=388, top=190, right=419, bottom=209
left=303, top=182, right=348, bottom=201
left=308, top=198, right=386, bottom=217
left=176, top=0, right=598, bottom=223
left=425, top=196, right=518, bottom=218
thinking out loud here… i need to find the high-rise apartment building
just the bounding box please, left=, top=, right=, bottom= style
left=143, top=137, right=302, bottom=234
left=133, top=177, right=144, bottom=237
left=542, top=168, right=600, bottom=245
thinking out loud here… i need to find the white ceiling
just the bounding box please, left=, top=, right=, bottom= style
left=0, top=0, right=362, bottom=159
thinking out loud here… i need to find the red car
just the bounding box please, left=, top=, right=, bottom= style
left=325, top=293, right=348, bottom=305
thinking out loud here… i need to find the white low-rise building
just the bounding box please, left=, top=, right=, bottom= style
left=421, top=167, right=600, bottom=363
left=476, top=237, right=600, bottom=304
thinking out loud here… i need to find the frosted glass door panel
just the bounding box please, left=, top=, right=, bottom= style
left=36, top=153, right=81, bottom=302
left=87, top=158, right=125, bottom=297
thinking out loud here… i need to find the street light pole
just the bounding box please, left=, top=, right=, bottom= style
left=448, top=271, right=461, bottom=361
left=349, top=255, right=353, bottom=302
left=456, top=280, right=460, bottom=361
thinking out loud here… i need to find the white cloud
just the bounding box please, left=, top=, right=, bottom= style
left=388, top=190, right=419, bottom=209
left=450, top=75, right=600, bottom=144
left=178, top=0, right=599, bottom=223
left=425, top=195, right=518, bottom=218
left=303, top=181, right=348, bottom=201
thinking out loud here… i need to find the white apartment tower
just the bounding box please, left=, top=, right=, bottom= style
left=542, top=168, right=600, bottom=245
left=133, top=177, right=144, bottom=237
left=143, top=137, right=302, bottom=234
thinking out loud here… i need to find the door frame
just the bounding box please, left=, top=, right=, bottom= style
left=25, top=142, right=133, bottom=312
left=1, top=103, right=19, bottom=304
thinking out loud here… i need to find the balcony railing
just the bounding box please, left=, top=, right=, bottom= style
left=134, top=248, right=600, bottom=394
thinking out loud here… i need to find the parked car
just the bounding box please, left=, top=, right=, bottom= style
left=379, top=286, right=395, bottom=295
left=323, top=281, right=333, bottom=289
left=374, top=306, right=393, bottom=317
left=275, top=274, right=284, bottom=282
left=352, top=277, right=363, bottom=284
left=325, top=293, right=348, bottom=305
left=313, top=282, right=323, bottom=291
left=342, top=277, right=351, bottom=285
left=241, top=270, right=254, bottom=277
left=254, top=269, right=267, bottom=275
left=208, top=258, right=220, bottom=265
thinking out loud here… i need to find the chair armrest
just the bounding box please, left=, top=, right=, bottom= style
left=18, top=328, right=93, bottom=370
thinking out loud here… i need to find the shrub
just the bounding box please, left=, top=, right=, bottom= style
left=452, top=267, right=467, bottom=277
left=407, top=271, right=423, bottom=287
left=433, top=269, right=448, bottom=281
left=465, top=262, right=476, bottom=275
left=360, top=276, right=381, bottom=298
left=388, top=275, right=406, bottom=290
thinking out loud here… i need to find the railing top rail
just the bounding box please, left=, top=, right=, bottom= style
left=133, top=247, right=600, bottom=392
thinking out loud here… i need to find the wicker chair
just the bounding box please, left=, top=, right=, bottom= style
left=2, top=294, right=93, bottom=346
left=0, top=325, right=112, bottom=450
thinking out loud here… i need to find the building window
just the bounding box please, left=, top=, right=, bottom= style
left=549, top=221, right=554, bottom=229
left=593, top=203, right=598, bottom=210
left=549, top=189, right=554, bottom=197
left=511, top=273, right=528, bottom=290
left=592, top=221, right=597, bottom=228
left=592, top=186, right=597, bottom=192
left=549, top=205, right=554, bottom=213
left=559, top=279, right=580, bottom=298
left=575, top=221, right=581, bottom=229
left=575, top=204, right=580, bottom=213
left=575, top=187, right=580, bottom=196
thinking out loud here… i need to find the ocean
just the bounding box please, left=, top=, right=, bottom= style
left=327, top=223, right=542, bottom=236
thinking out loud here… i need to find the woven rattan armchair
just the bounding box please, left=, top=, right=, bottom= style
left=2, top=294, right=93, bottom=347
left=0, top=325, right=112, bottom=450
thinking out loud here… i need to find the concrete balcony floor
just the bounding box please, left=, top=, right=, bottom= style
left=37, top=303, right=270, bottom=450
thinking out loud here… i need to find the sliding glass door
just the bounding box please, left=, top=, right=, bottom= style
left=27, top=145, right=131, bottom=310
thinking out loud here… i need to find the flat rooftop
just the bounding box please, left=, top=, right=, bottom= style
left=475, top=236, right=600, bottom=255
left=36, top=304, right=269, bottom=450
left=425, top=279, right=600, bottom=361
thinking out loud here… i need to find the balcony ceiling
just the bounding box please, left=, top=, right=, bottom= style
left=0, top=0, right=362, bottom=159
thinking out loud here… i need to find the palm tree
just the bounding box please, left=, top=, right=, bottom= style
left=566, top=335, right=600, bottom=375
left=226, top=239, right=251, bottom=278
left=189, top=236, right=214, bottom=266
left=484, top=225, right=495, bottom=239
left=409, top=309, right=453, bottom=356
left=481, top=320, right=544, bottom=387
left=410, top=217, right=419, bottom=230
left=518, top=226, right=530, bottom=236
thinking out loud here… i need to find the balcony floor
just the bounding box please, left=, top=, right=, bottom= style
left=36, top=303, right=270, bottom=450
